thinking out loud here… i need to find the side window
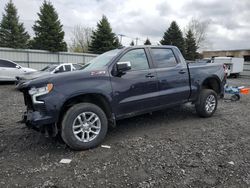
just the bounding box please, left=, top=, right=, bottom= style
left=64, top=65, right=71, bottom=72
left=0, top=60, right=5, bottom=67
left=0, top=60, right=16, bottom=68
left=58, top=65, right=64, bottom=72
left=73, top=64, right=82, bottom=70
left=151, top=48, right=177, bottom=68
left=119, top=49, right=149, bottom=71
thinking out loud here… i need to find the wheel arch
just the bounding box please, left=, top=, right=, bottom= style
left=201, top=76, right=222, bottom=95
left=58, top=93, right=114, bottom=129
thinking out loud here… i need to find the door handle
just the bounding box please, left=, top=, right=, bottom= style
left=145, top=73, right=155, bottom=78
left=179, top=70, right=186, bottom=74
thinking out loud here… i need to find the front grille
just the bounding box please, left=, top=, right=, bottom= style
left=34, top=104, right=47, bottom=115
left=23, top=91, right=33, bottom=110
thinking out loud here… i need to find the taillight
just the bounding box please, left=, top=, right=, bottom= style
left=223, top=64, right=226, bottom=71
left=223, top=64, right=227, bottom=74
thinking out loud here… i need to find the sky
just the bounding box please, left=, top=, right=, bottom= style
left=0, top=0, right=250, bottom=51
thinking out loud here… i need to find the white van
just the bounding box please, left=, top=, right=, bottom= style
left=213, top=57, right=244, bottom=77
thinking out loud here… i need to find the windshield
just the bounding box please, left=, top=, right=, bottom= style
left=83, top=49, right=121, bottom=71
left=40, top=65, right=58, bottom=72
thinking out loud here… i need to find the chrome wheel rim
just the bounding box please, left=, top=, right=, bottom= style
left=72, top=112, right=101, bottom=142
left=205, top=95, right=216, bottom=113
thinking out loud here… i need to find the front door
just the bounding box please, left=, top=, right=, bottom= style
left=110, top=48, right=159, bottom=118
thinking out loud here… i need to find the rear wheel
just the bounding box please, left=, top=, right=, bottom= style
left=195, top=89, right=218, bottom=118
left=61, top=103, right=108, bottom=150
left=231, top=94, right=240, bottom=101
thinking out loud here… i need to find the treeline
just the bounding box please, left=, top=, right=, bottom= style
left=160, top=21, right=198, bottom=60
left=0, top=0, right=207, bottom=60
left=0, top=0, right=67, bottom=52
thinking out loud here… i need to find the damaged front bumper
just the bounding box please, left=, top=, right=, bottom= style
left=23, top=110, right=55, bottom=129
left=19, top=85, right=60, bottom=135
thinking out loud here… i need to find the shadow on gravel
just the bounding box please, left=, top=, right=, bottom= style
left=0, top=81, right=15, bottom=85
left=106, top=104, right=197, bottom=141
left=2, top=105, right=198, bottom=153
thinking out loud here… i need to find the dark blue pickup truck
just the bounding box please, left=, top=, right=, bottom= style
left=18, top=46, right=226, bottom=150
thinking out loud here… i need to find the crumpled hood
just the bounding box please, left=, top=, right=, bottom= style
left=19, top=71, right=50, bottom=80
left=17, top=69, right=108, bottom=91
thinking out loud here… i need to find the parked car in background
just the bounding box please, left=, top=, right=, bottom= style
left=0, top=59, right=36, bottom=81
left=16, top=63, right=83, bottom=84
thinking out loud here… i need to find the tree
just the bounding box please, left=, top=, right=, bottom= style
left=130, top=40, right=135, bottom=46
left=89, top=15, right=119, bottom=54
left=69, top=25, right=92, bottom=53
left=31, top=1, right=67, bottom=52
left=185, top=29, right=198, bottom=60
left=144, top=38, right=151, bottom=45
left=186, top=18, right=210, bottom=50
left=114, top=36, right=122, bottom=48
left=0, top=0, right=30, bottom=48
left=160, top=21, right=185, bottom=55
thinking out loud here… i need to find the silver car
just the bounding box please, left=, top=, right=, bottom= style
left=0, top=59, right=36, bottom=81
left=16, top=63, right=83, bottom=84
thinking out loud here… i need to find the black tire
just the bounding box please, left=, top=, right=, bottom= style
left=231, top=94, right=240, bottom=101
left=61, top=103, right=108, bottom=150
left=195, top=89, right=218, bottom=118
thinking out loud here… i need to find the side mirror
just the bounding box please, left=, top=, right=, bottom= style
left=117, top=61, right=131, bottom=72
left=16, top=65, right=21, bottom=69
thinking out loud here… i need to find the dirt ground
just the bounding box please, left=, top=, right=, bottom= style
left=0, top=78, right=250, bottom=188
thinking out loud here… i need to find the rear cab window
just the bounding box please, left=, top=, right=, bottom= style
left=150, top=48, right=177, bottom=68
left=64, top=65, right=72, bottom=72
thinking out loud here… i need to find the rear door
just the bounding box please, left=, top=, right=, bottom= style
left=149, top=48, right=190, bottom=105
left=110, top=48, right=159, bottom=117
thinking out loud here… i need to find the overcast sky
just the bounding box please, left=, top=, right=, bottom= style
left=0, top=0, right=250, bottom=51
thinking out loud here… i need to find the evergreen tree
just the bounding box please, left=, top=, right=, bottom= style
left=185, top=29, right=198, bottom=60
left=130, top=40, right=135, bottom=46
left=160, top=21, right=185, bottom=55
left=144, top=38, right=151, bottom=45
left=89, top=15, right=118, bottom=54
left=114, top=36, right=122, bottom=48
left=31, top=1, right=67, bottom=52
left=0, top=0, right=30, bottom=48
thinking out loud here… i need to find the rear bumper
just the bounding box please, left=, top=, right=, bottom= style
left=15, top=76, right=28, bottom=86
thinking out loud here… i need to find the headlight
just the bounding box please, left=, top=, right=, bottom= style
left=29, top=83, right=53, bottom=104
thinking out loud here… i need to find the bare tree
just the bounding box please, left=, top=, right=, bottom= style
left=69, top=25, right=92, bottom=53
left=186, top=18, right=210, bottom=50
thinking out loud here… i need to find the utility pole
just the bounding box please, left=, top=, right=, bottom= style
left=118, top=34, right=126, bottom=44
left=135, top=37, right=139, bottom=45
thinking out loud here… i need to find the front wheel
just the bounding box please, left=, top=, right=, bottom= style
left=61, top=103, right=108, bottom=150
left=195, top=89, right=218, bottom=118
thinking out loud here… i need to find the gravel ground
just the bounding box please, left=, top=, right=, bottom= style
left=0, top=78, right=250, bottom=188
